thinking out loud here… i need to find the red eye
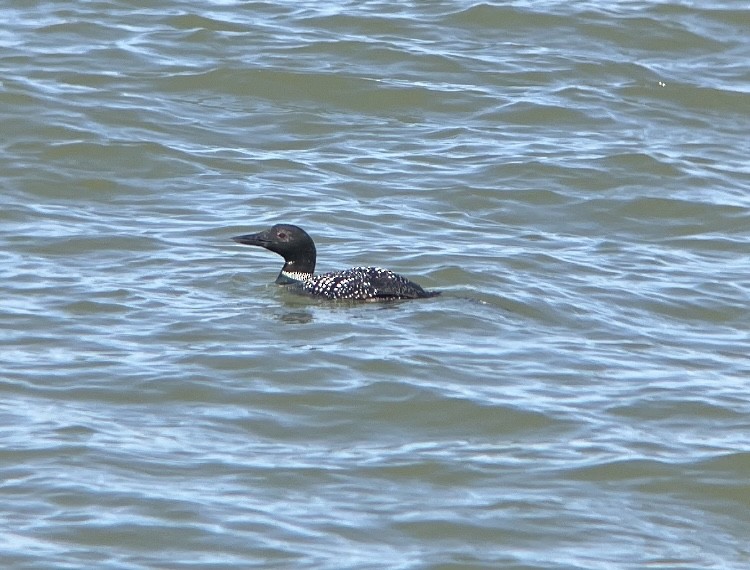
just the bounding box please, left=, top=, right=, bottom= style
left=278, top=232, right=287, bottom=239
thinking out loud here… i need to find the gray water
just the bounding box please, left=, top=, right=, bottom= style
left=2, top=1, right=750, bottom=568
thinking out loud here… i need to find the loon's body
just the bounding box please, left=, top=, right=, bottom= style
left=232, top=224, right=438, bottom=301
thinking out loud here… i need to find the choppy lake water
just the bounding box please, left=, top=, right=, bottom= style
left=2, top=1, right=750, bottom=568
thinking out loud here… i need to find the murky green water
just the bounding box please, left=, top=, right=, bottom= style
left=2, top=1, right=750, bottom=568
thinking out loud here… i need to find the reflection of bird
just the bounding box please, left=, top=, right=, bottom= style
left=232, top=224, right=439, bottom=301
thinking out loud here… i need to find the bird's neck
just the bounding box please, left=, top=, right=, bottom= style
left=276, top=259, right=315, bottom=284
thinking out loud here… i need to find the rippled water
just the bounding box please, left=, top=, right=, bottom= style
left=3, top=1, right=750, bottom=568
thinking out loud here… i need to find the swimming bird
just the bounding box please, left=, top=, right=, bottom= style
left=232, top=224, right=439, bottom=300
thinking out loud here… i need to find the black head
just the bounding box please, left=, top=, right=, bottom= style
left=232, top=224, right=316, bottom=275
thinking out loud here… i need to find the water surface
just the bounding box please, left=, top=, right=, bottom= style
left=2, top=1, right=750, bottom=568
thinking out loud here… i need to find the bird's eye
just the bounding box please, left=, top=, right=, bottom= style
left=278, top=232, right=287, bottom=239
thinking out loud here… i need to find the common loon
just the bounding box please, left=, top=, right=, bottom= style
left=232, top=224, right=439, bottom=300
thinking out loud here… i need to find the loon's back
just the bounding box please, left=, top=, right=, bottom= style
left=298, top=266, right=438, bottom=300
